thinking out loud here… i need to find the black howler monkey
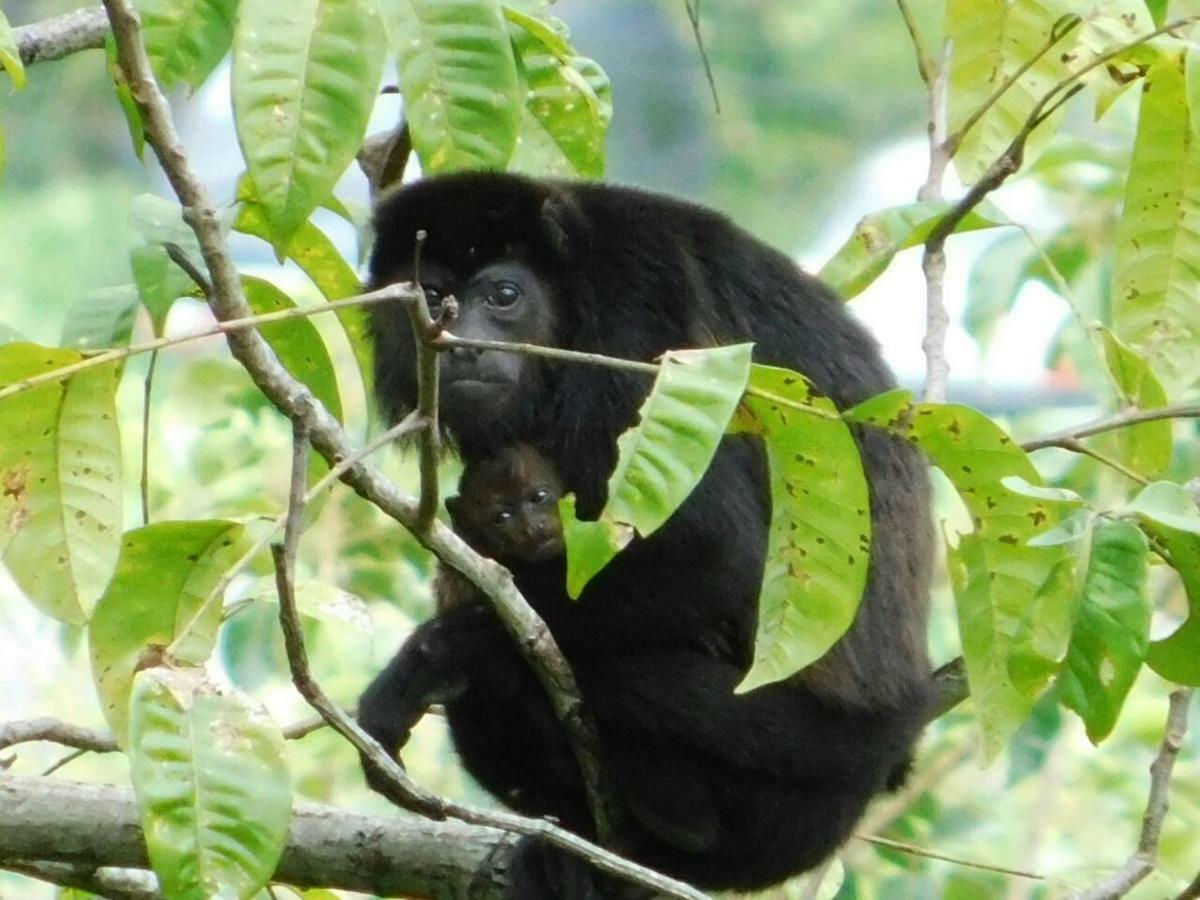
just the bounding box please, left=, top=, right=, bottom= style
left=357, top=172, right=934, bottom=898
left=435, top=444, right=565, bottom=613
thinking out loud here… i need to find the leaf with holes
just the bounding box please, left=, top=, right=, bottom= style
left=1113, top=53, right=1200, bottom=393
left=849, top=391, right=1076, bottom=757
left=129, top=668, right=290, bottom=900
left=735, top=366, right=869, bottom=691
left=0, top=344, right=122, bottom=623
left=1058, top=519, right=1149, bottom=743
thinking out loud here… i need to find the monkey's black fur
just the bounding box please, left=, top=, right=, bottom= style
left=358, top=173, right=934, bottom=897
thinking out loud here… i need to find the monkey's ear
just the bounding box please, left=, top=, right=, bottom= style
left=540, top=191, right=587, bottom=256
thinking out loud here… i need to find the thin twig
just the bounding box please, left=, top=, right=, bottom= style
left=1073, top=688, right=1194, bottom=900
left=0, top=283, right=414, bottom=403
left=1022, top=403, right=1200, bottom=451
left=859, top=835, right=1049, bottom=883
left=918, top=38, right=953, bottom=402
left=140, top=349, right=158, bottom=525
left=1038, top=437, right=1152, bottom=486
left=0, top=718, right=118, bottom=754
left=895, top=0, right=934, bottom=86
left=1176, top=869, right=1200, bottom=900
left=405, top=232, right=443, bottom=530
left=683, top=0, right=721, bottom=113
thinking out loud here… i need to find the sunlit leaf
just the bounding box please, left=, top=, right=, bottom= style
left=88, top=520, right=248, bottom=741
left=947, top=0, right=1150, bottom=184
left=1058, top=519, right=1149, bottom=743
left=129, top=668, right=290, bottom=900
left=819, top=200, right=1007, bottom=299
left=233, top=0, right=387, bottom=245
left=1113, top=52, right=1200, bottom=394
left=507, top=8, right=611, bottom=177
left=0, top=345, right=122, bottom=624
left=562, top=345, right=752, bottom=597
left=136, top=0, right=236, bottom=91
left=735, top=367, right=870, bottom=691
left=380, top=0, right=522, bottom=172
left=1127, top=480, right=1200, bottom=534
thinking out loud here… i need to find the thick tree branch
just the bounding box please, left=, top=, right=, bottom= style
left=0, top=773, right=509, bottom=899
left=3, top=860, right=160, bottom=900
left=13, top=7, right=107, bottom=67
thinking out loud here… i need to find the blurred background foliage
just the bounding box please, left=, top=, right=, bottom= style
left=1, top=1, right=1198, bottom=898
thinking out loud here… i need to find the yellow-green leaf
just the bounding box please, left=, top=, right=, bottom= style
left=88, top=520, right=248, bottom=742
left=1113, top=52, right=1200, bottom=394
left=0, top=344, right=122, bottom=624
left=129, top=669, right=291, bottom=900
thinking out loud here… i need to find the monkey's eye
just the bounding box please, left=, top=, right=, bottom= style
left=530, top=489, right=551, bottom=504
left=422, top=285, right=444, bottom=311
left=494, top=509, right=514, bottom=526
left=487, top=280, right=522, bottom=309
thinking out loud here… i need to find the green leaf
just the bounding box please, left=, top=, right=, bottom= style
left=136, top=0, right=236, bottom=91
left=507, top=8, right=611, bottom=178
left=1142, top=517, right=1200, bottom=686
left=818, top=200, right=1007, bottom=299
left=0, top=10, right=28, bottom=90
left=241, top=276, right=344, bottom=425
left=849, top=391, right=1075, bottom=756
left=129, top=194, right=209, bottom=333
left=129, top=669, right=291, bottom=900
left=1097, top=327, right=1172, bottom=477
left=233, top=0, right=387, bottom=246
left=947, top=1, right=1149, bottom=184
left=61, top=286, right=141, bottom=351
left=234, top=177, right=373, bottom=399
left=0, top=345, right=122, bottom=624
left=88, top=520, right=248, bottom=742
left=1113, top=52, right=1200, bottom=394
left=1058, top=520, right=1150, bottom=743
left=735, top=367, right=870, bottom=691
left=1127, top=480, right=1200, bottom=534
left=562, top=345, right=752, bottom=597
left=380, top=0, right=523, bottom=172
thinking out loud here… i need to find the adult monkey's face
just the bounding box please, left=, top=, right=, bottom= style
left=417, top=258, right=560, bottom=438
